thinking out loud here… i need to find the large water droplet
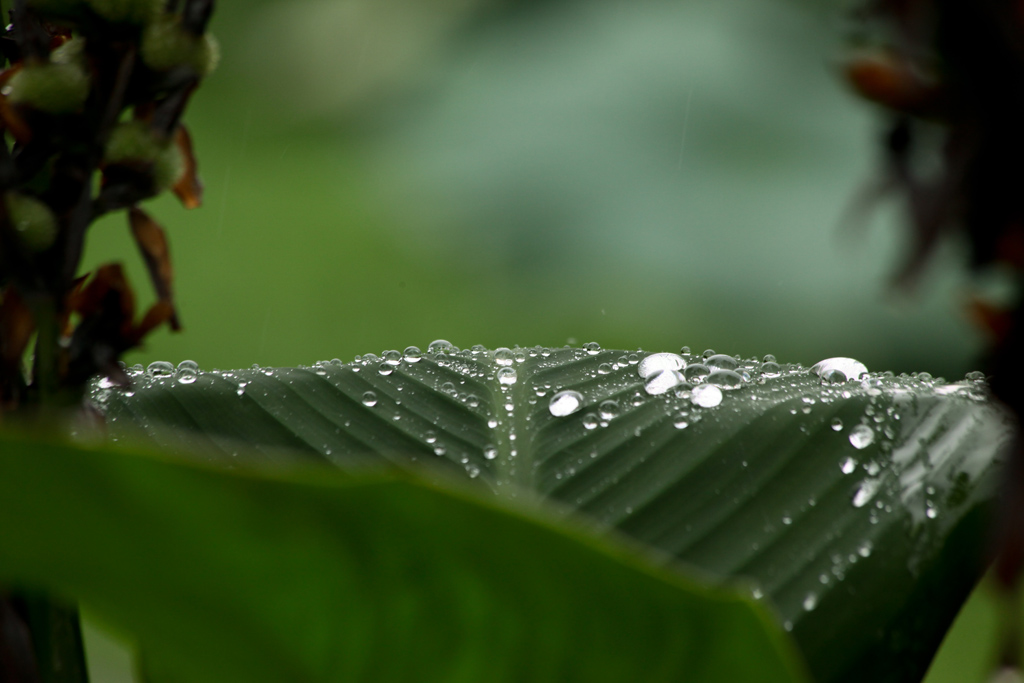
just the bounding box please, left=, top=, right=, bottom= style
left=147, top=361, right=174, bottom=378
left=638, top=353, right=686, bottom=379
left=644, top=369, right=684, bottom=395
left=549, top=390, right=584, bottom=416
left=484, top=445, right=498, bottom=460
left=691, top=384, right=723, bottom=408
left=803, top=593, right=818, bottom=611
left=582, top=413, right=599, bottom=430
left=494, top=348, right=514, bottom=366
left=598, top=400, right=620, bottom=420
left=403, top=346, right=422, bottom=363
left=831, top=417, right=844, bottom=431
left=428, top=339, right=454, bottom=354
left=705, top=354, right=738, bottom=371
left=583, top=341, right=602, bottom=355
left=684, top=363, right=710, bottom=383
left=840, top=457, right=857, bottom=474
left=362, top=391, right=378, bottom=407
left=497, top=367, right=517, bottom=385
left=849, top=424, right=875, bottom=449
left=707, top=369, right=742, bottom=389
left=378, top=363, right=393, bottom=376
left=382, top=350, right=402, bottom=366
left=811, top=357, right=868, bottom=383
left=760, top=361, right=781, bottom=378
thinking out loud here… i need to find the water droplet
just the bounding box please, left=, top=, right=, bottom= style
left=494, top=348, right=514, bottom=366
left=513, top=349, right=527, bottom=363
left=831, top=417, right=843, bottom=431
left=497, top=367, right=517, bottom=385
left=403, top=346, right=422, bottom=363
left=644, top=369, right=684, bottom=395
left=858, top=541, right=873, bottom=557
left=811, top=357, right=868, bottom=383
left=471, top=344, right=487, bottom=354
left=425, top=431, right=437, bottom=444
left=441, top=382, right=457, bottom=396
left=484, top=445, right=498, bottom=460
left=465, top=394, right=480, bottom=408
left=691, top=384, right=723, bottom=408
left=361, top=391, right=378, bottom=407
left=803, top=593, right=818, bottom=611
left=582, top=413, right=599, bottom=430
left=707, top=369, right=742, bottom=389
left=702, top=349, right=716, bottom=359
left=176, top=368, right=197, bottom=384
left=433, top=444, right=447, bottom=456
left=598, top=400, right=620, bottom=420
left=965, top=370, right=986, bottom=382
left=849, top=424, right=875, bottom=449
left=673, top=414, right=689, bottom=429
left=926, top=501, right=939, bottom=519
left=428, top=339, right=454, bottom=354
left=382, top=350, right=402, bottom=365
left=852, top=478, right=881, bottom=507
left=487, top=418, right=498, bottom=429
left=378, top=363, right=393, bottom=376
left=760, top=362, right=781, bottom=378
left=762, top=354, right=777, bottom=363
left=466, top=464, right=480, bottom=478
left=840, top=457, right=856, bottom=474
left=626, top=353, right=640, bottom=365
left=549, top=390, right=584, bottom=417
left=683, top=363, right=710, bottom=383
left=147, top=360, right=174, bottom=378
left=597, top=363, right=613, bottom=375
left=705, top=354, right=738, bottom=371
left=583, top=342, right=601, bottom=355
left=236, top=382, right=247, bottom=396
left=177, top=360, right=198, bottom=373
left=638, top=352, right=686, bottom=379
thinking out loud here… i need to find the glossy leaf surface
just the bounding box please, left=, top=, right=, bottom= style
left=99, top=346, right=1014, bottom=682
left=0, top=432, right=804, bottom=683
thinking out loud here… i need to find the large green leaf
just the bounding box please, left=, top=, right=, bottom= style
left=0, top=432, right=805, bottom=683
left=98, top=345, right=1013, bottom=682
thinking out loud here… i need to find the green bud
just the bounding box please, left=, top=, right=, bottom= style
left=104, top=121, right=184, bottom=192
left=141, top=16, right=219, bottom=77
left=85, top=0, right=162, bottom=24
left=5, top=192, right=58, bottom=252
left=5, top=62, right=90, bottom=114
left=51, top=38, right=87, bottom=67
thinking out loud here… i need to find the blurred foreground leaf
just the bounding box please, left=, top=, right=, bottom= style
left=101, top=346, right=1014, bottom=682
left=0, top=431, right=805, bottom=683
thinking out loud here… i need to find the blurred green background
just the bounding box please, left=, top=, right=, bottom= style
left=78, top=0, right=1001, bottom=679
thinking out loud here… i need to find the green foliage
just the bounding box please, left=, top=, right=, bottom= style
left=99, top=345, right=1012, bottom=682
left=0, top=430, right=807, bottom=683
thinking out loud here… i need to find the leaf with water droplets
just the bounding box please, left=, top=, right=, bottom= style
left=97, top=346, right=1012, bottom=683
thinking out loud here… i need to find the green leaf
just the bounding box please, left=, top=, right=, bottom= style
left=100, top=346, right=1013, bottom=682
left=0, top=432, right=805, bottom=683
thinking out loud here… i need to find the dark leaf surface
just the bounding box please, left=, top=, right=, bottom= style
left=98, top=345, right=1014, bottom=682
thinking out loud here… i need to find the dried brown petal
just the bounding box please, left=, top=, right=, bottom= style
left=128, top=207, right=180, bottom=330
left=172, top=125, right=203, bottom=209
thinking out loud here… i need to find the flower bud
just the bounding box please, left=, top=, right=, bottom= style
left=4, top=61, right=90, bottom=114
left=104, top=120, right=184, bottom=192
left=141, top=16, right=219, bottom=76
left=5, top=192, right=58, bottom=252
